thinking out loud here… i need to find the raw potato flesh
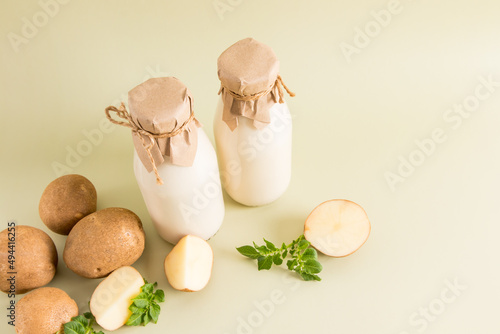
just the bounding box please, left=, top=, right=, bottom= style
left=164, top=235, right=214, bottom=292
left=304, top=199, right=370, bottom=257
left=90, top=266, right=144, bottom=331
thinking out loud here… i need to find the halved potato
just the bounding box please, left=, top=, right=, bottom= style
left=90, top=266, right=144, bottom=331
left=304, top=199, right=370, bottom=257
left=164, top=235, right=213, bottom=292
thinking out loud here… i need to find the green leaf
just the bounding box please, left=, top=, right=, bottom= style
left=132, top=292, right=150, bottom=309
left=257, top=256, right=273, bottom=270
left=252, top=241, right=269, bottom=254
left=286, top=259, right=297, bottom=270
left=304, top=259, right=323, bottom=274
left=154, top=289, right=165, bottom=303
left=263, top=238, right=277, bottom=251
left=61, top=310, right=106, bottom=334
left=63, top=321, right=85, bottom=334
left=298, top=239, right=310, bottom=250
left=129, top=304, right=146, bottom=314
left=237, top=235, right=324, bottom=282
left=149, top=303, right=161, bottom=323
left=300, top=272, right=322, bottom=281
left=236, top=245, right=261, bottom=259
left=126, top=281, right=164, bottom=327
left=272, top=253, right=283, bottom=265
left=126, top=312, right=143, bottom=326
left=301, top=248, right=317, bottom=260
left=256, top=245, right=268, bottom=253
left=142, top=282, right=155, bottom=294
left=83, top=312, right=95, bottom=321
left=142, top=312, right=151, bottom=326
left=71, top=315, right=89, bottom=328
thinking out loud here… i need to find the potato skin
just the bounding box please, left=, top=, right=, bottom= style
left=16, top=287, right=78, bottom=334
left=39, top=174, right=97, bottom=235
left=0, top=225, right=58, bottom=294
left=63, top=207, right=145, bottom=278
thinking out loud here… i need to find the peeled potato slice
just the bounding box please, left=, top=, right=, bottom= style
left=90, top=266, right=144, bottom=331
left=304, top=199, right=370, bottom=257
left=164, top=235, right=214, bottom=292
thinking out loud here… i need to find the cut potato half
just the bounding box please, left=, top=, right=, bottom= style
left=90, top=266, right=144, bottom=331
left=164, top=235, right=214, bottom=292
left=304, top=199, right=370, bottom=257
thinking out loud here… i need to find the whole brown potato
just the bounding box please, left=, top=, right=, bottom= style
left=0, top=225, right=58, bottom=294
left=39, top=174, right=97, bottom=235
left=63, top=207, right=145, bottom=278
left=16, top=287, right=78, bottom=334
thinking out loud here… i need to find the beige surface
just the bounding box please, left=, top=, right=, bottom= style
left=1, top=0, right=500, bottom=333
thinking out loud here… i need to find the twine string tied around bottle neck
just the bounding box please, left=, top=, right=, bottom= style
left=105, top=102, right=195, bottom=185
left=218, top=75, right=295, bottom=103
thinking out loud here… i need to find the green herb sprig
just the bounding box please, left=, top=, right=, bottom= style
left=59, top=312, right=104, bottom=334
left=236, top=235, right=323, bottom=281
left=59, top=280, right=164, bottom=333
left=126, top=280, right=165, bottom=327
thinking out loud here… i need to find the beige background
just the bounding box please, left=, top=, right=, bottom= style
left=1, top=0, right=500, bottom=333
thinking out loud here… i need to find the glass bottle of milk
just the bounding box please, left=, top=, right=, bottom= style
left=105, top=77, right=225, bottom=244
left=214, top=38, right=295, bottom=206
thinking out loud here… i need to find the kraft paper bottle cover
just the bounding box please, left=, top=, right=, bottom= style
left=217, top=37, right=295, bottom=131
left=105, top=77, right=202, bottom=184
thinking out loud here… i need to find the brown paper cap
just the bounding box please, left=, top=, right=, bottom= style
left=127, top=77, right=201, bottom=172
left=217, top=38, right=281, bottom=131
left=218, top=38, right=279, bottom=95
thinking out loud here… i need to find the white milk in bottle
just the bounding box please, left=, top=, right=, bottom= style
left=105, top=77, right=224, bottom=244
left=214, top=38, right=295, bottom=206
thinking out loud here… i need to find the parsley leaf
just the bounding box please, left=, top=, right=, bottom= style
left=126, top=280, right=165, bottom=327
left=236, top=235, right=323, bottom=281
left=60, top=311, right=104, bottom=334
